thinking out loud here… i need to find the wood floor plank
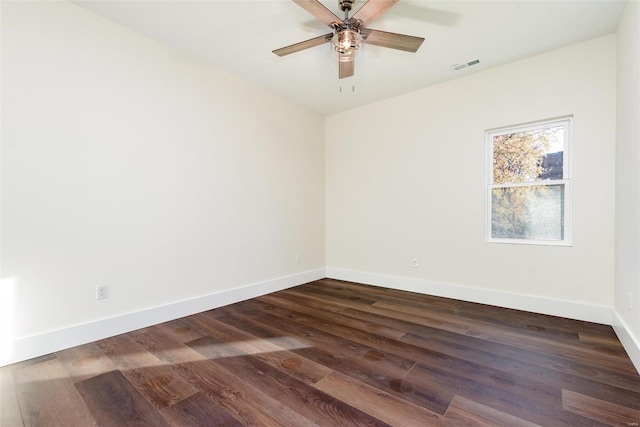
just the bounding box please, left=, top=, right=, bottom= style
left=183, top=334, right=247, bottom=360
left=97, top=334, right=198, bottom=410
left=562, top=389, right=640, bottom=426
left=249, top=296, right=463, bottom=368
left=127, top=324, right=163, bottom=339
left=75, top=370, right=169, bottom=427
left=406, top=350, right=569, bottom=417
left=0, top=364, right=24, bottom=427
left=314, top=279, right=615, bottom=338
left=12, top=356, right=97, bottom=426
left=55, top=342, right=117, bottom=384
left=315, top=371, right=446, bottom=426
left=267, top=289, right=353, bottom=316
left=406, top=362, right=605, bottom=426
left=258, top=293, right=408, bottom=340
left=217, top=304, right=415, bottom=379
left=184, top=314, right=333, bottom=385
left=97, top=334, right=166, bottom=370
left=283, top=287, right=383, bottom=314
left=400, top=330, right=640, bottom=408
left=247, top=292, right=596, bottom=417
left=372, top=299, right=581, bottom=344
left=133, top=328, right=210, bottom=366
left=285, top=287, right=472, bottom=334
left=314, top=280, right=625, bottom=372
left=171, top=357, right=318, bottom=427
left=210, top=353, right=391, bottom=427
left=396, top=313, right=640, bottom=394
left=280, top=283, right=471, bottom=340
left=297, top=344, right=454, bottom=415
left=305, top=281, right=465, bottom=322
left=444, top=395, right=542, bottom=427
left=303, top=281, right=466, bottom=322
left=289, top=284, right=380, bottom=307
left=465, top=323, right=639, bottom=375
left=336, top=305, right=460, bottom=340
left=156, top=318, right=210, bottom=344
left=160, top=392, right=243, bottom=427
left=212, top=309, right=455, bottom=415
left=240, top=297, right=407, bottom=352
left=578, top=331, right=626, bottom=348
left=134, top=328, right=317, bottom=427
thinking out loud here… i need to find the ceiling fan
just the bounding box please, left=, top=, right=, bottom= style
left=273, top=0, right=425, bottom=79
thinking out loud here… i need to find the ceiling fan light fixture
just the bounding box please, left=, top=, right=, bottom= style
left=332, top=29, right=362, bottom=54
left=273, top=0, right=425, bottom=79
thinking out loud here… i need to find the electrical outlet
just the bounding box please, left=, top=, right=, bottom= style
left=412, top=258, right=419, bottom=268
left=96, top=285, right=108, bottom=300
left=296, top=254, right=301, bottom=264
left=629, top=291, right=633, bottom=310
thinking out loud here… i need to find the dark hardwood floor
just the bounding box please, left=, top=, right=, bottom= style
left=2, top=279, right=639, bottom=426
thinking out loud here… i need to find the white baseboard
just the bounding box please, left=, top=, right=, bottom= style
left=2, top=268, right=325, bottom=367
left=325, top=267, right=613, bottom=325
left=611, top=310, right=640, bottom=374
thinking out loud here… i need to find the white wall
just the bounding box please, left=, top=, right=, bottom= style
left=614, top=0, right=640, bottom=366
left=1, top=2, right=325, bottom=364
left=326, top=35, right=617, bottom=317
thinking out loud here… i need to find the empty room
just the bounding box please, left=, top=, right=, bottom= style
left=1, top=0, right=639, bottom=425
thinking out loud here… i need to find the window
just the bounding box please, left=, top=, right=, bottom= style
left=487, top=117, right=571, bottom=245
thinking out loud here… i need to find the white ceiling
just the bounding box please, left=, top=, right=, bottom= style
left=73, top=0, right=626, bottom=115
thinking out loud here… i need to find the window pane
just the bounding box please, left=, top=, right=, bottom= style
left=493, top=126, right=564, bottom=184
left=491, top=184, right=565, bottom=240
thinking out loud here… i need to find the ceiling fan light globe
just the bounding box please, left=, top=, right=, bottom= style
left=332, top=30, right=362, bottom=54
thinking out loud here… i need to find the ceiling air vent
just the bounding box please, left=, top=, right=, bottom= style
left=452, top=59, right=480, bottom=71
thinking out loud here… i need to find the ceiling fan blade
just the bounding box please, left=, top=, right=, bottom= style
left=273, top=33, right=333, bottom=57
left=351, top=0, right=399, bottom=27
left=338, top=54, right=355, bottom=79
left=293, top=0, right=342, bottom=27
left=361, top=28, right=424, bottom=52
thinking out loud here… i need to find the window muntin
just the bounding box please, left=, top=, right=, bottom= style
left=487, top=118, right=571, bottom=245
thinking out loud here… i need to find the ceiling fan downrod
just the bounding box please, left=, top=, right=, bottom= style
left=339, top=0, right=355, bottom=19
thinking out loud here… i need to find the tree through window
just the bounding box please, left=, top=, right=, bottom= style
left=487, top=118, right=571, bottom=245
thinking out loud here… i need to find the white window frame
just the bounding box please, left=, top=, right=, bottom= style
left=486, top=117, right=572, bottom=246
